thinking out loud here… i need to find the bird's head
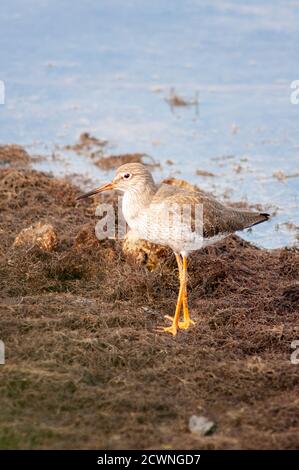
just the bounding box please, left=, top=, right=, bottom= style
left=77, top=162, right=156, bottom=200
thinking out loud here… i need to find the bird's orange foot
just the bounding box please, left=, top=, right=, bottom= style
left=164, top=315, right=195, bottom=330
left=155, top=324, right=178, bottom=336
left=177, top=319, right=196, bottom=330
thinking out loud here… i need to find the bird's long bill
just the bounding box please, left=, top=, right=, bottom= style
left=76, top=181, right=115, bottom=200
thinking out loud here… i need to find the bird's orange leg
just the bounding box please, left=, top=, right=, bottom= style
left=156, top=253, right=184, bottom=336
left=165, top=254, right=195, bottom=329
left=178, top=255, right=195, bottom=330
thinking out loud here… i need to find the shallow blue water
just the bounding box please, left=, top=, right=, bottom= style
left=0, top=0, right=298, bottom=248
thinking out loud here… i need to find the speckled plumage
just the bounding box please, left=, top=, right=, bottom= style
left=78, top=162, right=270, bottom=336
left=118, top=163, right=269, bottom=254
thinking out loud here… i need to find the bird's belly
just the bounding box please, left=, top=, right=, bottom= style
left=127, top=215, right=227, bottom=252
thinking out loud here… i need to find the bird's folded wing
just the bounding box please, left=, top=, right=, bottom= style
left=152, top=184, right=268, bottom=238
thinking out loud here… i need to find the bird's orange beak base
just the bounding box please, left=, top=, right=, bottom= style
left=77, top=181, right=115, bottom=200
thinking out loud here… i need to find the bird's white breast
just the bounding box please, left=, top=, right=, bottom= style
left=122, top=191, right=139, bottom=228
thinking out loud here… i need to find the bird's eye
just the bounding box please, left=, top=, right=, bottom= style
left=123, top=173, right=131, bottom=179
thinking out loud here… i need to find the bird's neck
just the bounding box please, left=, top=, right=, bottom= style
left=122, top=181, right=157, bottom=224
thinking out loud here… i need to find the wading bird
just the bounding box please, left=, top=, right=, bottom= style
left=77, top=163, right=269, bottom=336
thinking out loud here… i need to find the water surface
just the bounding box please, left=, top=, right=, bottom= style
left=0, top=0, right=298, bottom=248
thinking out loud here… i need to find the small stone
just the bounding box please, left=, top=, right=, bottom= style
left=13, top=222, right=57, bottom=251
left=188, top=415, right=216, bottom=436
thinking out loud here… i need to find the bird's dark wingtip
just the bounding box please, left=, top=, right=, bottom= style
left=249, top=212, right=271, bottom=229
